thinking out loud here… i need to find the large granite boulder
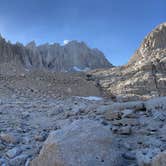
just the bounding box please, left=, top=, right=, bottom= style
left=31, top=119, right=124, bottom=166
left=152, top=151, right=166, bottom=166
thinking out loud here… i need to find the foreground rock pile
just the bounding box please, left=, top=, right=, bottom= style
left=0, top=93, right=165, bottom=166
left=89, top=23, right=166, bottom=101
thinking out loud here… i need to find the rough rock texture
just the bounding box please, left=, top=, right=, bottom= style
left=27, top=96, right=165, bottom=166
left=0, top=35, right=112, bottom=74
left=89, top=23, right=166, bottom=101
left=31, top=119, right=124, bottom=166
left=152, top=151, right=166, bottom=166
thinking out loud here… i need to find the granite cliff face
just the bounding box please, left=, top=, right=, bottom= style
left=89, top=23, right=166, bottom=101
left=129, top=23, right=166, bottom=66
left=0, top=36, right=112, bottom=74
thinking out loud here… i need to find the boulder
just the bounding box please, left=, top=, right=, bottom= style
left=31, top=119, right=124, bottom=166
left=0, top=133, right=18, bottom=144
left=152, top=151, right=166, bottom=166
left=104, top=110, right=122, bottom=120
left=6, top=147, right=22, bottom=159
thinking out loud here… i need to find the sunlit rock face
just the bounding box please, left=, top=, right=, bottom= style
left=0, top=36, right=112, bottom=74
left=89, top=23, right=166, bottom=101
left=129, top=22, right=166, bottom=66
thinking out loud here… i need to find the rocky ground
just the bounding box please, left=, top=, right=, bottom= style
left=0, top=74, right=165, bottom=166
left=0, top=95, right=105, bottom=165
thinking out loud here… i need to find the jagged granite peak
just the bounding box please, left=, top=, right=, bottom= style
left=140, top=23, right=166, bottom=51
left=26, top=41, right=36, bottom=49
left=0, top=37, right=112, bottom=74
left=129, top=22, right=166, bottom=65
left=31, top=40, right=112, bottom=71
left=141, top=22, right=166, bottom=51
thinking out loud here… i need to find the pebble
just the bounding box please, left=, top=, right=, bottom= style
left=34, top=132, right=47, bottom=142
left=136, top=148, right=161, bottom=166
left=136, top=151, right=152, bottom=166
left=25, top=158, right=31, bottom=166
left=112, top=118, right=139, bottom=126
left=123, top=142, right=133, bottom=151
left=0, top=158, right=6, bottom=165
left=9, top=154, right=28, bottom=166
left=119, top=126, right=132, bottom=135
left=0, top=133, right=18, bottom=144
left=0, top=143, right=6, bottom=150
left=104, top=110, right=122, bottom=121
left=122, top=152, right=136, bottom=160
left=111, top=126, right=119, bottom=133
left=6, top=147, right=22, bottom=158
left=101, top=120, right=108, bottom=126
left=122, top=109, right=136, bottom=118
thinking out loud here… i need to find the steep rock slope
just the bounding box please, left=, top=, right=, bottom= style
left=0, top=36, right=112, bottom=74
left=89, top=23, right=166, bottom=101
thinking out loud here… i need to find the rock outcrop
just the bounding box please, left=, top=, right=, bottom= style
left=89, top=23, right=166, bottom=101
left=0, top=35, right=112, bottom=74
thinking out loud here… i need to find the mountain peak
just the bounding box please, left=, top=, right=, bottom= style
left=0, top=36, right=112, bottom=72
left=141, top=22, right=166, bottom=51
left=128, top=22, right=166, bottom=65
left=26, top=41, right=36, bottom=49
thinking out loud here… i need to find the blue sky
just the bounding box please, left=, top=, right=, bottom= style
left=0, top=0, right=165, bottom=66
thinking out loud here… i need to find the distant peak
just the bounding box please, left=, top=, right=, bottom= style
left=15, top=42, right=24, bottom=47
left=0, top=33, right=3, bottom=39
left=0, top=33, right=5, bottom=41
left=26, top=41, right=36, bottom=49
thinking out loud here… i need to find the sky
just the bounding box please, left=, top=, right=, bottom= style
left=0, top=0, right=165, bottom=66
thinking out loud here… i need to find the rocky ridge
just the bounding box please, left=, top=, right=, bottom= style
left=0, top=35, right=112, bottom=74
left=89, top=23, right=166, bottom=101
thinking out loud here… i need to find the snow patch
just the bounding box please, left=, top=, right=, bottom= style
left=75, top=96, right=103, bottom=101
left=73, top=66, right=90, bottom=72
left=63, top=40, right=70, bottom=45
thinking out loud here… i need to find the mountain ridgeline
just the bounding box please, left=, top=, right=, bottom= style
left=0, top=36, right=112, bottom=74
